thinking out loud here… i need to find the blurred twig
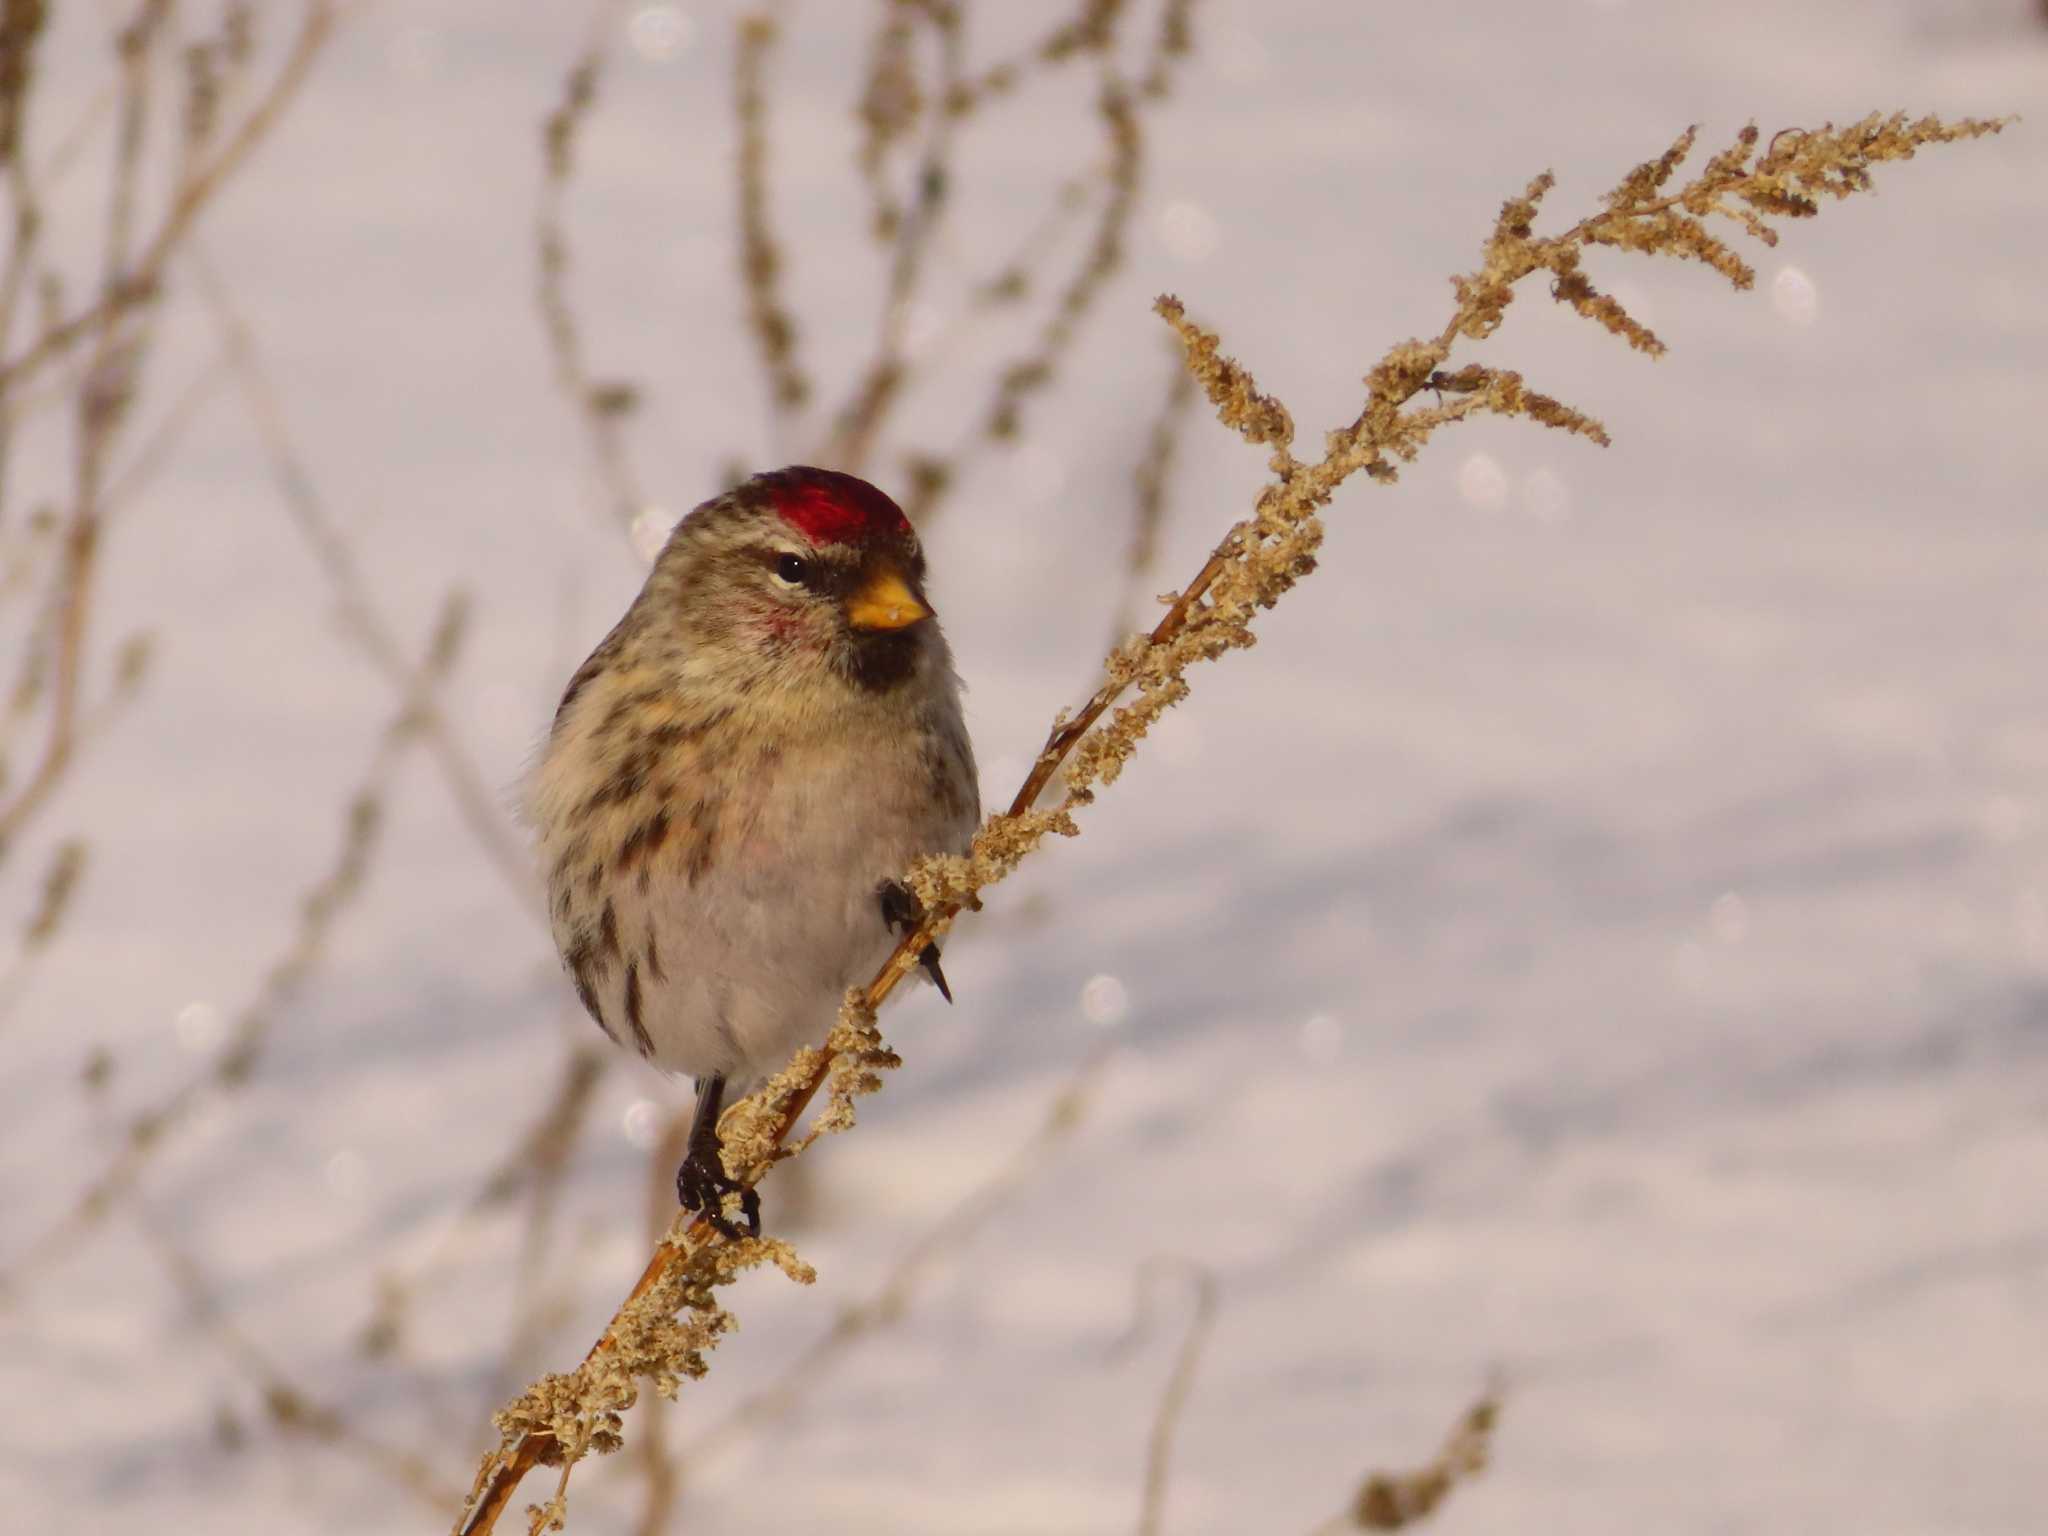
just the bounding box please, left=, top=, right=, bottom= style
left=0, top=833, right=80, bottom=1029
left=736, top=5, right=809, bottom=450
left=940, top=0, right=1127, bottom=117
left=359, top=1039, right=609, bottom=1369
left=980, top=72, right=1141, bottom=442
left=1128, top=1258, right=1219, bottom=1536
left=682, top=1047, right=1109, bottom=1468
left=1111, top=348, right=1193, bottom=641
left=188, top=247, right=540, bottom=909
left=493, top=1041, right=612, bottom=1385
left=538, top=1, right=647, bottom=538
left=853, top=0, right=921, bottom=244
left=130, top=1196, right=464, bottom=1513
left=823, top=0, right=963, bottom=473
left=3, top=588, right=468, bottom=1285
left=873, top=6, right=1199, bottom=522
left=0, top=1, right=335, bottom=396
left=99, top=348, right=231, bottom=514
left=1306, top=1391, right=1501, bottom=1534
left=0, top=0, right=338, bottom=862
left=0, top=0, right=55, bottom=527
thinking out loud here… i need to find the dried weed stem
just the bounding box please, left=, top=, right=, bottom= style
left=453, top=109, right=1999, bottom=1536
left=131, top=1197, right=463, bottom=1513
left=189, top=249, right=540, bottom=908
left=1308, top=1390, right=1501, bottom=1534
left=1110, top=345, right=1193, bottom=640
left=0, top=832, right=79, bottom=1026
left=4, top=590, right=468, bottom=1285
left=736, top=7, right=810, bottom=439
left=362, top=1040, right=610, bottom=1367
left=1133, top=1260, right=1219, bottom=1536
left=842, top=0, right=1198, bottom=512
left=0, top=0, right=337, bottom=861
left=824, top=0, right=965, bottom=473
left=538, top=4, right=649, bottom=538
left=686, top=1046, right=1107, bottom=1465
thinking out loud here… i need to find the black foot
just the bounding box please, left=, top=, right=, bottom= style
left=678, top=1071, right=761, bottom=1239
left=677, top=1147, right=761, bottom=1239
left=878, top=878, right=954, bottom=1003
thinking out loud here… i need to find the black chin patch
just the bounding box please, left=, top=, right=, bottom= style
left=839, top=628, right=922, bottom=693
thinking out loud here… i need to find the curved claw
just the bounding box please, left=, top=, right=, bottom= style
left=676, top=1148, right=762, bottom=1239
left=878, top=877, right=954, bottom=1002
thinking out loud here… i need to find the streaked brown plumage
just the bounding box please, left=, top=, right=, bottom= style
left=531, top=467, right=977, bottom=1234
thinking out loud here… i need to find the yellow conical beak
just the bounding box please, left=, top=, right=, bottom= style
left=844, top=564, right=932, bottom=632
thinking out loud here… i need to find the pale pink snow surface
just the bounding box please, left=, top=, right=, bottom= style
left=2, top=3, right=2045, bottom=1533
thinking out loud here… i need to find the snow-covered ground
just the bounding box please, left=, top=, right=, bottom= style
left=3, top=2, right=2046, bottom=1532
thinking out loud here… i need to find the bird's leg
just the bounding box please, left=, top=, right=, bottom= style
left=675, top=1072, right=761, bottom=1239
left=877, top=878, right=953, bottom=1002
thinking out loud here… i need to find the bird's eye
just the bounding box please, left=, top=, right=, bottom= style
left=773, top=554, right=810, bottom=586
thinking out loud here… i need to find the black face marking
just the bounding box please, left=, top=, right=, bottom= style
left=598, top=900, right=620, bottom=960
left=622, top=962, right=653, bottom=1057
left=840, top=628, right=921, bottom=693
left=751, top=543, right=859, bottom=600
left=644, top=931, right=666, bottom=984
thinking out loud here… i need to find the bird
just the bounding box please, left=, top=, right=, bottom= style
left=530, top=466, right=978, bottom=1237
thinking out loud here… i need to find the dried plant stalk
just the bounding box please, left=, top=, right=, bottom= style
left=189, top=248, right=540, bottom=908
left=0, top=0, right=336, bottom=862
left=736, top=9, right=810, bottom=432
left=452, top=111, right=2000, bottom=1535
left=5, top=590, right=469, bottom=1285
left=685, top=1046, right=1106, bottom=1466
left=1309, top=1391, right=1502, bottom=1534
left=131, top=1197, right=463, bottom=1513
left=822, top=0, right=966, bottom=473
left=855, top=46, right=1197, bottom=521
left=538, top=6, right=650, bottom=537
left=853, top=0, right=922, bottom=242
left=1110, top=347, right=1193, bottom=639
left=1134, top=1261, right=1219, bottom=1536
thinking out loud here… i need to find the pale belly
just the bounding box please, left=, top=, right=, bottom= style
left=599, top=734, right=970, bottom=1086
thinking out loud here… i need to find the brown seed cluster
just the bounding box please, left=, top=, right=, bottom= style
left=456, top=110, right=2003, bottom=1534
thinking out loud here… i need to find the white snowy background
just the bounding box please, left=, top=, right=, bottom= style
left=2, top=2, right=2045, bottom=1533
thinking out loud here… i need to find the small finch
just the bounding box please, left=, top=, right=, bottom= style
left=532, top=466, right=979, bottom=1236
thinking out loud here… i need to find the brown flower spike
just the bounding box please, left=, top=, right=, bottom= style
left=461, top=112, right=2002, bottom=1535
